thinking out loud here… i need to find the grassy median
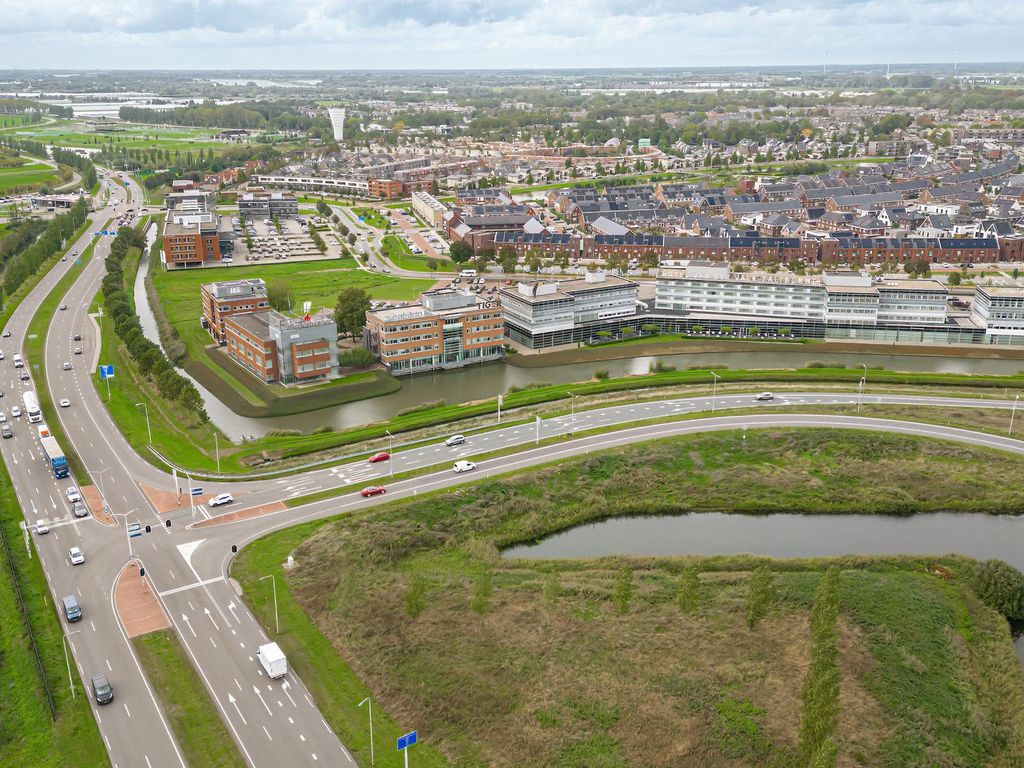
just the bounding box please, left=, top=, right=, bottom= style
left=236, top=428, right=1024, bottom=768
left=132, top=630, right=246, bottom=768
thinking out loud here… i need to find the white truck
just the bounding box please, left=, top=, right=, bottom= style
left=256, top=642, right=287, bottom=679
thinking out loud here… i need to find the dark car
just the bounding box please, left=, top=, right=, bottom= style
left=73, top=333, right=82, bottom=341
left=91, top=673, right=113, bottom=705
left=360, top=486, right=386, bottom=497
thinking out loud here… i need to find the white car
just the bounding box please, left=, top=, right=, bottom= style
left=453, top=460, right=477, bottom=473
left=66, top=486, right=81, bottom=503
left=208, top=493, right=234, bottom=507
left=59, top=399, right=70, bottom=408
left=63, top=362, right=72, bottom=370
left=10, top=406, right=21, bottom=417
left=444, top=434, right=466, bottom=447
left=754, top=392, right=775, bottom=401
left=0, top=412, right=5, bottom=423
left=35, top=519, right=49, bottom=534
left=69, top=547, right=85, bottom=566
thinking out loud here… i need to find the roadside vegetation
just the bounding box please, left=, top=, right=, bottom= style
left=351, top=207, right=389, bottom=229
left=0, top=436, right=107, bottom=768
left=380, top=233, right=455, bottom=272
left=235, top=429, right=1024, bottom=767
left=132, top=630, right=246, bottom=768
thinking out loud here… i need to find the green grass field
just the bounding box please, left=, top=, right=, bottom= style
left=0, top=162, right=61, bottom=192
left=132, top=631, right=246, bottom=768
left=235, top=429, right=1024, bottom=768
left=380, top=233, right=455, bottom=272
left=9, top=122, right=231, bottom=154
left=351, top=207, right=389, bottom=229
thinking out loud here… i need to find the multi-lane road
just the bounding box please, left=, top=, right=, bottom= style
left=4, top=170, right=1024, bottom=767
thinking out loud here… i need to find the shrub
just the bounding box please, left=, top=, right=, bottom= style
left=972, top=559, right=1024, bottom=619
left=336, top=347, right=376, bottom=368
left=594, top=368, right=610, bottom=380
left=266, top=428, right=302, bottom=437
left=396, top=399, right=446, bottom=416
left=650, top=359, right=676, bottom=373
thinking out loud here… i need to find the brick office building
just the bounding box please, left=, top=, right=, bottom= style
left=162, top=215, right=223, bottom=269
left=201, top=279, right=271, bottom=344
left=223, top=310, right=338, bottom=384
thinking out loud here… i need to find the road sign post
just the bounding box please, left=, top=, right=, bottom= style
left=397, top=730, right=417, bottom=768
left=99, top=364, right=115, bottom=401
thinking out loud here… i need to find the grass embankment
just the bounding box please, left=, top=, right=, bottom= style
left=148, top=255, right=429, bottom=415
left=235, top=429, right=1024, bottom=768
left=0, top=161, right=61, bottom=193
left=380, top=233, right=454, bottom=272
left=23, top=228, right=107, bottom=480
left=351, top=207, right=389, bottom=229
left=132, top=631, right=246, bottom=768
left=0, top=440, right=107, bottom=767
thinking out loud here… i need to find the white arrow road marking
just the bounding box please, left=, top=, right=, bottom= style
left=253, top=685, right=273, bottom=716
left=227, top=693, right=247, bottom=725
left=227, top=600, right=240, bottom=623
left=281, top=679, right=297, bottom=707
left=204, top=607, right=219, bottom=631
left=181, top=613, right=196, bottom=638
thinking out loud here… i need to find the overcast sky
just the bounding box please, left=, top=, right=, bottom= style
left=0, top=0, right=1021, bottom=71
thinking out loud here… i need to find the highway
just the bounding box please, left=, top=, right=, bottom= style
left=5, top=171, right=1024, bottom=768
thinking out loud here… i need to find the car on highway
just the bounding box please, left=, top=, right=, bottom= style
left=59, top=304, right=67, bottom=311
left=453, top=460, right=477, bottom=473
left=73, top=333, right=81, bottom=341
left=91, top=673, right=113, bottom=705
left=10, top=405, right=21, bottom=417
left=66, top=486, right=81, bottom=503
left=360, top=485, right=386, bottom=497
left=0, top=412, right=5, bottom=422
left=74, top=347, right=82, bottom=355
left=62, top=362, right=71, bottom=370
left=19, top=371, right=29, bottom=381
left=368, top=451, right=390, bottom=463
left=35, top=519, right=49, bottom=534
left=444, top=434, right=466, bottom=447
left=69, top=547, right=85, bottom=565
left=1, top=330, right=9, bottom=337
left=754, top=392, right=775, bottom=401
left=208, top=493, right=234, bottom=507
left=72, top=501, right=87, bottom=518
left=59, top=399, right=70, bottom=408
left=1, top=425, right=11, bottom=439
left=0, top=351, right=4, bottom=359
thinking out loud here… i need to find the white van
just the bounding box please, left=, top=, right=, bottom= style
left=12, top=353, right=23, bottom=368
left=459, top=269, right=477, bottom=279
left=256, top=643, right=288, bottom=679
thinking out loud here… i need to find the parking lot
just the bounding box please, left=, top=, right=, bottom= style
left=231, top=215, right=341, bottom=264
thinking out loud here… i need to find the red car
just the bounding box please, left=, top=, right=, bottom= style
left=361, top=486, right=386, bottom=498
left=368, top=452, right=390, bottom=463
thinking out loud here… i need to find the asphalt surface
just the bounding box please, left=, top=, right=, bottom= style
left=6, top=173, right=1024, bottom=768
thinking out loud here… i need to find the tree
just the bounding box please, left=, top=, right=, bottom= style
left=347, top=233, right=356, bottom=245
left=947, top=271, right=962, bottom=286
left=450, top=240, right=473, bottom=264
left=497, top=247, right=518, bottom=275
left=267, top=278, right=291, bottom=311
left=426, top=258, right=438, bottom=271
left=334, top=287, right=372, bottom=339
left=972, top=559, right=1024, bottom=619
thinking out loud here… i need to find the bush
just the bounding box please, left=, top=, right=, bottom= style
left=594, top=369, right=610, bottom=380
left=972, top=559, right=1024, bottom=619
left=336, top=347, right=376, bottom=368
left=266, top=428, right=302, bottom=437
left=396, top=399, right=446, bottom=417
left=649, top=359, right=676, bottom=374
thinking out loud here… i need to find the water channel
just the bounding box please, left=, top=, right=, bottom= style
left=503, top=511, right=1024, bottom=659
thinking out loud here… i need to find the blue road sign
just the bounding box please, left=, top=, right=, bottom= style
left=397, top=731, right=417, bottom=751
left=191, top=487, right=203, bottom=496
left=109, top=230, right=117, bottom=235
left=100, top=230, right=108, bottom=236
left=99, top=364, right=115, bottom=380
left=358, top=216, right=366, bottom=222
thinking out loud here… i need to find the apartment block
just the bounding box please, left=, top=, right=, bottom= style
left=365, top=289, right=504, bottom=374
left=200, top=279, right=271, bottom=344
left=411, top=190, right=450, bottom=229
left=223, top=310, right=338, bottom=384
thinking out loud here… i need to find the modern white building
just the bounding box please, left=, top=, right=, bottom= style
left=411, top=190, right=450, bottom=229
left=327, top=107, right=346, bottom=141
left=250, top=174, right=370, bottom=196
left=500, top=272, right=639, bottom=348
left=972, top=286, right=1024, bottom=340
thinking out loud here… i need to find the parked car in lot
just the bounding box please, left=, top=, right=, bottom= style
left=368, top=452, right=390, bottom=463
left=91, top=673, right=113, bottom=705
left=754, top=392, right=775, bottom=401
left=208, top=493, right=234, bottom=507
left=453, top=460, right=477, bottom=473
left=444, top=434, right=466, bottom=447
left=360, top=485, right=386, bottom=497
left=69, top=547, right=85, bottom=565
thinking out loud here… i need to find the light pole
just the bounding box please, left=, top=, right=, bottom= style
left=110, top=510, right=139, bottom=561
left=185, top=472, right=195, bottom=519
left=385, top=430, right=395, bottom=477
left=214, top=432, right=221, bottom=475
left=568, top=392, right=578, bottom=435
left=358, top=696, right=375, bottom=766
left=63, top=630, right=81, bottom=699
left=710, top=371, right=720, bottom=413
left=93, top=466, right=113, bottom=514
left=860, top=363, right=867, bottom=396
left=259, top=575, right=279, bottom=635
left=134, top=402, right=151, bottom=444
left=857, top=377, right=865, bottom=414
left=1010, top=394, right=1019, bottom=436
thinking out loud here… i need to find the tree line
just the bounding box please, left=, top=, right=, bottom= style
left=102, top=227, right=208, bottom=421
left=2, top=198, right=88, bottom=304
left=118, top=100, right=314, bottom=131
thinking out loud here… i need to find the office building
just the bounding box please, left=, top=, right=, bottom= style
left=223, top=310, right=338, bottom=384
left=237, top=191, right=299, bottom=220
left=200, top=279, right=271, bottom=344
left=364, top=289, right=505, bottom=373
left=165, top=189, right=215, bottom=214
left=162, top=213, right=231, bottom=269
left=972, top=286, right=1024, bottom=341
left=499, top=272, right=639, bottom=349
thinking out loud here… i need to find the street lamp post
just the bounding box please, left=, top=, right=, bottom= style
left=214, top=432, right=220, bottom=475
left=386, top=430, right=394, bottom=478
left=110, top=510, right=139, bottom=561
left=1010, top=394, right=1019, bottom=436
left=861, top=363, right=868, bottom=397
left=185, top=472, right=195, bottom=519
left=568, top=392, right=578, bottom=435
left=63, top=630, right=81, bottom=698
left=93, top=466, right=113, bottom=515
left=858, top=377, right=866, bottom=414
left=358, top=696, right=375, bottom=766
left=134, top=402, right=151, bottom=444
left=710, top=371, right=720, bottom=413
left=259, top=575, right=279, bottom=635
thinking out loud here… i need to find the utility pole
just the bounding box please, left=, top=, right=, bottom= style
left=710, top=371, right=720, bottom=413
left=135, top=402, right=151, bottom=444
left=1010, top=394, right=1019, bottom=436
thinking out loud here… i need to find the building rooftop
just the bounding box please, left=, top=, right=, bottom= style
left=202, top=278, right=267, bottom=299
left=977, top=285, right=1024, bottom=298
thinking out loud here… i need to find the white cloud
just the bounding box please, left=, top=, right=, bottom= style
left=0, top=0, right=1020, bottom=69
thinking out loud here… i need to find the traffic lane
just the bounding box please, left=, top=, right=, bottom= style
left=155, top=578, right=355, bottom=768
left=205, top=412, right=1024, bottom=577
